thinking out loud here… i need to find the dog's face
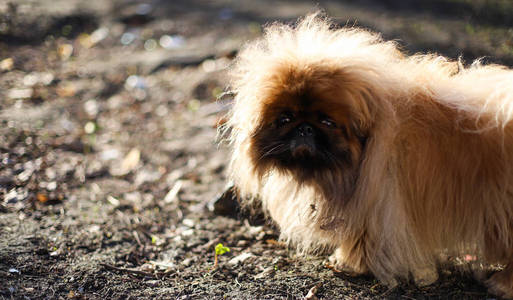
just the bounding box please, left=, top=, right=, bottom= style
left=247, top=65, right=372, bottom=190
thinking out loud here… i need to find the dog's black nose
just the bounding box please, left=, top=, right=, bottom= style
left=298, top=123, right=315, bottom=137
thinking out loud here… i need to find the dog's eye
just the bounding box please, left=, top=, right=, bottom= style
left=321, top=118, right=336, bottom=127
left=277, top=113, right=293, bottom=126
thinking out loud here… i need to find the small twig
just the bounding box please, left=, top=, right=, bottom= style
left=370, top=283, right=380, bottom=290
left=325, top=262, right=343, bottom=273
left=265, top=239, right=286, bottom=247
left=213, top=253, right=219, bottom=269
left=132, top=231, right=143, bottom=247
left=216, top=90, right=235, bottom=101
left=381, top=286, right=397, bottom=297
left=100, top=263, right=156, bottom=278
left=155, top=269, right=175, bottom=280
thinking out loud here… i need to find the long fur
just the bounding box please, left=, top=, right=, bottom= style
left=226, top=14, right=513, bottom=294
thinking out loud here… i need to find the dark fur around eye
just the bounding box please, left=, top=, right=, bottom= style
left=318, top=113, right=336, bottom=128
left=276, top=111, right=294, bottom=127
left=321, top=118, right=336, bottom=127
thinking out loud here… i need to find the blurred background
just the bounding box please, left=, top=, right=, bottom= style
left=1, top=0, right=512, bottom=298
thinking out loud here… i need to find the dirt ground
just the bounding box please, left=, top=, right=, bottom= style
left=2, top=0, right=513, bottom=299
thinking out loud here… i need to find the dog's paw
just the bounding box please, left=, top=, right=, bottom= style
left=412, top=267, right=438, bottom=287
left=486, top=270, right=513, bottom=299
left=327, top=249, right=368, bottom=277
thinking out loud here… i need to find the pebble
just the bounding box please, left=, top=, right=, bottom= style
left=124, top=191, right=142, bottom=203
left=100, top=149, right=121, bottom=161
left=181, top=258, right=192, bottom=266
left=8, top=88, right=33, bottom=99
left=17, top=168, right=33, bottom=182
left=182, top=218, right=195, bottom=228
left=107, top=195, right=120, bottom=207
left=181, top=229, right=194, bottom=236
left=84, top=99, right=99, bottom=117
left=145, top=280, right=160, bottom=287
left=23, top=72, right=54, bottom=86
left=47, top=181, right=57, bottom=191
left=134, top=168, right=161, bottom=186
left=4, top=189, right=28, bottom=204
left=89, top=27, right=109, bottom=45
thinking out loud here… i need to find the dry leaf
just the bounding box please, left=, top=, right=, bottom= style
left=0, top=58, right=14, bottom=71
left=36, top=193, right=48, bottom=203
left=56, top=82, right=76, bottom=97
left=120, top=148, right=141, bottom=174
left=58, top=44, right=73, bottom=60
left=164, top=180, right=183, bottom=203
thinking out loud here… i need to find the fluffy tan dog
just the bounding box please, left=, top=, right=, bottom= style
left=226, top=14, right=513, bottom=297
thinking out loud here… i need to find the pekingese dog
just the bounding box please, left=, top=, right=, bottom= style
left=225, top=14, right=513, bottom=298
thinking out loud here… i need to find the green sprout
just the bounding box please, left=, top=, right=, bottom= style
left=213, top=243, right=230, bottom=269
